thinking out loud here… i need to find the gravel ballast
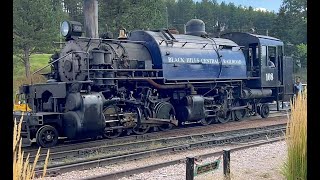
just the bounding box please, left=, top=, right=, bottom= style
left=40, top=141, right=287, bottom=180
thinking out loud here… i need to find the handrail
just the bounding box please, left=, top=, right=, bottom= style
left=31, top=51, right=88, bottom=84
left=77, top=37, right=146, bottom=44
left=86, top=69, right=163, bottom=72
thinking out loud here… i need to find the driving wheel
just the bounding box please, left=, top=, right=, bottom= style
left=216, top=110, right=231, bottom=124
left=259, top=104, right=270, bottom=118
left=103, top=106, right=123, bottom=138
left=36, top=125, right=59, bottom=148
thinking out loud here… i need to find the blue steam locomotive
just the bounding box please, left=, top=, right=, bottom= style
left=13, top=19, right=294, bottom=147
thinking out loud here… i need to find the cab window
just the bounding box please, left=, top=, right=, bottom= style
left=267, top=46, right=276, bottom=68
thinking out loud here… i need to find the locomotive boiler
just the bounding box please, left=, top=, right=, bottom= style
left=13, top=19, right=294, bottom=147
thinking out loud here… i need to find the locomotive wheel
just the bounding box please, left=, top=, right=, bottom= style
left=216, top=110, right=231, bottom=124
left=159, top=123, right=173, bottom=131
left=104, top=122, right=122, bottom=139
left=260, top=104, right=270, bottom=118
left=158, top=114, right=174, bottom=131
left=36, top=125, right=59, bottom=148
left=234, top=110, right=247, bottom=121
left=155, top=102, right=175, bottom=131
left=200, top=117, right=214, bottom=126
left=103, top=106, right=122, bottom=139
left=234, top=101, right=248, bottom=121
left=103, top=106, right=122, bottom=138
left=132, top=124, right=150, bottom=135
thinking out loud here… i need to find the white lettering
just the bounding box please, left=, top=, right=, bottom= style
left=266, top=73, right=274, bottom=81
left=167, top=57, right=242, bottom=65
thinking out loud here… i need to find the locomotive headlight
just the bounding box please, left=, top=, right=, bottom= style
left=60, top=20, right=83, bottom=38
left=61, top=21, right=70, bottom=37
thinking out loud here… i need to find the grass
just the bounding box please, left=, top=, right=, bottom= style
left=13, top=54, right=51, bottom=97
left=13, top=116, right=50, bottom=180
left=282, top=89, right=307, bottom=180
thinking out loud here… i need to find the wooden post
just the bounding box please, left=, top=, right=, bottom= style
left=223, top=150, right=230, bottom=179
left=186, top=157, right=195, bottom=180
left=83, top=0, right=98, bottom=38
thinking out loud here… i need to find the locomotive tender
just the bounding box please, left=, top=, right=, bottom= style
left=13, top=19, right=294, bottom=147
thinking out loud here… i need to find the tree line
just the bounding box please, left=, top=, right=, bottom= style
left=13, top=0, right=307, bottom=78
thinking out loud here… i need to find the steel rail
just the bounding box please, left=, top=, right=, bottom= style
left=29, top=122, right=286, bottom=163
left=82, top=137, right=284, bottom=180
left=24, top=111, right=288, bottom=155
left=34, top=127, right=285, bottom=176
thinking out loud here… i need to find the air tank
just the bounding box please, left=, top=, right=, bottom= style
left=242, top=89, right=273, bottom=99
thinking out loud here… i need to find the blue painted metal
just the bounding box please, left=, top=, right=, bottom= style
left=259, top=38, right=284, bottom=46
left=221, top=32, right=284, bottom=47
left=129, top=30, right=247, bottom=81
left=248, top=33, right=283, bottom=46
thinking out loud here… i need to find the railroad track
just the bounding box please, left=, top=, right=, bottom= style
left=25, top=111, right=289, bottom=157
left=30, top=122, right=286, bottom=163
left=82, top=137, right=284, bottom=180
left=34, top=123, right=286, bottom=177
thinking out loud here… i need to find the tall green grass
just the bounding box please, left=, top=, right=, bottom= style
left=282, top=89, right=307, bottom=180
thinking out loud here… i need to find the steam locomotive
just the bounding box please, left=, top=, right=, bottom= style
left=13, top=19, right=294, bottom=147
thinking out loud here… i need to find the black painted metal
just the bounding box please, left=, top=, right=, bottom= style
left=223, top=150, right=231, bottom=178
left=186, top=157, right=195, bottom=180
left=185, top=19, right=207, bottom=36
left=282, top=56, right=294, bottom=101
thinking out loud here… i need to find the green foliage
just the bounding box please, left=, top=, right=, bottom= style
left=272, top=0, right=307, bottom=45
left=294, top=44, right=307, bottom=68
left=13, top=0, right=65, bottom=54
left=175, top=0, right=195, bottom=32
left=13, top=54, right=50, bottom=96
left=99, top=0, right=166, bottom=34
left=63, top=0, right=84, bottom=23
left=13, top=0, right=67, bottom=77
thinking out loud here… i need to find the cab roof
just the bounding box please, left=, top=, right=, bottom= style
left=220, top=32, right=284, bottom=46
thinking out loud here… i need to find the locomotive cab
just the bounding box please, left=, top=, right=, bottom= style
left=221, top=32, right=294, bottom=104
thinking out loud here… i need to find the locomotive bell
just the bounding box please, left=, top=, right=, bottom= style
left=168, top=28, right=179, bottom=34
left=185, top=19, right=207, bottom=36
left=118, top=28, right=127, bottom=39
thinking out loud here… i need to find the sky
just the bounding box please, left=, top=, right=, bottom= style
left=194, top=0, right=283, bottom=13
